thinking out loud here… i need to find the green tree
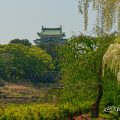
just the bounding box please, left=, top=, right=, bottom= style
left=103, top=36, right=120, bottom=84
left=0, top=53, right=14, bottom=80
left=58, top=35, right=98, bottom=103
left=0, top=44, right=54, bottom=82
left=58, top=35, right=116, bottom=118
left=10, top=39, right=32, bottom=47
left=38, top=42, right=63, bottom=71
left=78, top=0, right=120, bottom=118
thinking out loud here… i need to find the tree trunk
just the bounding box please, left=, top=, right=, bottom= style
left=91, top=65, right=103, bottom=118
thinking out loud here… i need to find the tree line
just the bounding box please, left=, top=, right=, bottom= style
left=0, top=39, right=55, bottom=83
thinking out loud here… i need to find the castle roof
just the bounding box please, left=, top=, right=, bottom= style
left=37, top=26, right=65, bottom=37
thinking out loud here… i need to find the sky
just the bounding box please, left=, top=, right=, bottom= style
left=0, top=0, right=96, bottom=44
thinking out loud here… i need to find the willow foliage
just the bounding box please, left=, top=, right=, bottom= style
left=79, top=0, right=120, bottom=32
left=103, top=36, right=120, bottom=84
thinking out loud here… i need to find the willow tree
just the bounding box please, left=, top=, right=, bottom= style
left=79, top=0, right=120, bottom=32
left=78, top=0, right=120, bottom=118
left=103, top=36, right=120, bottom=85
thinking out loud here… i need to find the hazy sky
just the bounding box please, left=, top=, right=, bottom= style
left=0, top=0, right=96, bottom=44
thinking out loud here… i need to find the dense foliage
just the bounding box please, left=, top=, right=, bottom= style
left=37, top=43, right=63, bottom=71
left=10, top=39, right=32, bottom=47
left=0, top=1, right=119, bottom=119
left=0, top=44, right=54, bottom=83
left=103, top=36, right=120, bottom=84
left=0, top=36, right=120, bottom=119
left=0, top=103, right=116, bottom=120
left=58, top=35, right=98, bottom=103
left=58, top=35, right=120, bottom=117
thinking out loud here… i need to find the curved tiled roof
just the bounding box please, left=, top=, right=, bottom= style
left=37, top=26, right=65, bottom=36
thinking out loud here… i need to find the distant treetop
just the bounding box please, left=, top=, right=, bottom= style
left=10, top=39, right=32, bottom=47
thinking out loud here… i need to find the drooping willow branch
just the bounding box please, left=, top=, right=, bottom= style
left=79, top=0, right=120, bottom=32
left=102, top=37, right=120, bottom=84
